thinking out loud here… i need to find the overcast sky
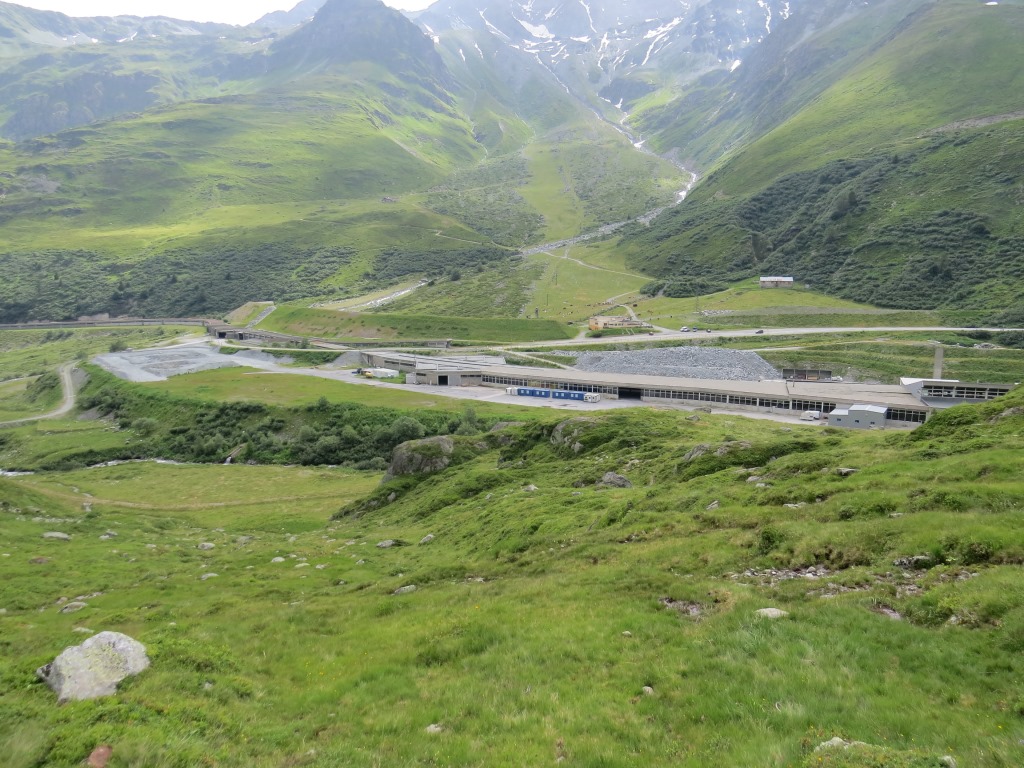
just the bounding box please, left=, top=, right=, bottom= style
left=12, top=0, right=436, bottom=25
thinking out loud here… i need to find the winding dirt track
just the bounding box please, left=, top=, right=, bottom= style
left=0, top=364, right=78, bottom=428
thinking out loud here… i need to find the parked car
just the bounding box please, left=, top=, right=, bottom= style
left=755, top=329, right=765, bottom=334
left=679, top=326, right=690, bottom=332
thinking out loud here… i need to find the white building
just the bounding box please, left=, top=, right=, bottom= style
left=759, top=276, right=795, bottom=288
left=827, top=404, right=888, bottom=429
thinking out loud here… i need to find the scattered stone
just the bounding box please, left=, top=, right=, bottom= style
left=356, top=559, right=366, bottom=565
left=784, top=503, right=806, bottom=509
left=30, top=557, right=50, bottom=565
left=377, top=540, right=397, bottom=549
left=146, top=544, right=157, bottom=549
left=203, top=681, right=215, bottom=691
left=36, top=631, right=150, bottom=702
left=394, top=585, right=417, bottom=595
left=939, top=757, right=957, bottom=768
left=705, top=500, right=720, bottom=511
left=315, top=564, right=327, bottom=570
left=874, top=606, right=903, bottom=621
left=295, top=563, right=309, bottom=569
left=815, top=737, right=868, bottom=752
left=597, top=472, right=632, bottom=489
left=425, top=724, right=444, bottom=734
left=197, top=543, right=215, bottom=551
left=200, top=573, right=218, bottom=581
left=621, top=631, right=633, bottom=638
left=686, top=415, right=700, bottom=422
left=60, top=602, right=88, bottom=614
left=73, top=627, right=94, bottom=634
left=419, top=534, right=435, bottom=545
left=235, top=536, right=254, bottom=545
left=271, top=557, right=285, bottom=563
left=661, top=598, right=702, bottom=617
left=524, top=484, right=539, bottom=492
left=756, top=483, right=769, bottom=488
left=836, top=468, right=859, bottom=477
left=747, top=475, right=763, bottom=483
left=755, top=608, right=789, bottom=619
left=102, top=531, right=118, bottom=539
left=43, top=532, right=71, bottom=541
left=893, top=555, right=934, bottom=569
left=387, top=492, right=397, bottom=503
left=682, top=444, right=710, bottom=462
left=642, top=686, right=655, bottom=696
left=87, top=745, right=113, bottom=768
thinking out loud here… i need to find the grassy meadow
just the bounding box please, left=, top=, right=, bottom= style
left=2, top=381, right=1024, bottom=766
left=259, top=306, right=576, bottom=343
left=146, top=368, right=543, bottom=417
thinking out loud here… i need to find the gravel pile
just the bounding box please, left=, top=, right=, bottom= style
left=572, top=346, right=780, bottom=381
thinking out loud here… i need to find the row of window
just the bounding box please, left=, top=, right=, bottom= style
left=791, top=400, right=839, bottom=414
left=482, top=376, right=617, bottom=394
left=643, top=390, right=780, bottom=408
left=885, top=408, right=928, bottom=423
left=483, top=377, right=932, bottom=422
left=922, top=385, right=1010, bottom=400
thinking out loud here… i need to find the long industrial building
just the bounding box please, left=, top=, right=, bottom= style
left=361, top=351, right=1015, bottom=429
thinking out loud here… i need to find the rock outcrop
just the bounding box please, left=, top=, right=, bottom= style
left=550, top=417, right=597, bottom=454
left=36, top=631, right=150, bottom=702
left=384, top=435, right=456, bottom=481
left=597, top=472, right=633, bottom=489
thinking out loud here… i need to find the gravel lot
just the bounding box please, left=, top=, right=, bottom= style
left=94, top=345, right=284, bottom=382
left=571, top=346, right=780, bottom=381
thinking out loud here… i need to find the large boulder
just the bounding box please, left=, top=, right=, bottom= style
left=36, top=631, right=150, bottom=702
left=384, top=435, right=456, bottom=481
left=597, top=472, right=633, bottom=489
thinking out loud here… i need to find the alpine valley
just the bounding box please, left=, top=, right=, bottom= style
left=1, top=0, right=1022, bottom=321
left=2, top=2, right=1024, bottom=768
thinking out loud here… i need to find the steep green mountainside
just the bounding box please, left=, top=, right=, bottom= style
left=619, top=0, right=1024, bottom=315
left=0, top=0, right=683, bottom=322
left=1, top=363, right=1022, bottom=765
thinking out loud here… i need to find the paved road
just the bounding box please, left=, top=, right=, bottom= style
left=0, top=364, right=79, bottom=428
left=509, top=326, right=1024, bottom=350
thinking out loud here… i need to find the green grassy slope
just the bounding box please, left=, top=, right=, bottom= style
left=622, top=0, right=1024, bottom=315
left=1, top=379, right=1023, bottom=766
left=259, top=306, right=574, bottom=343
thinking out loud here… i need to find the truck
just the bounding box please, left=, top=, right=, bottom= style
left=363, top=367, right=400, bottom=379
left=800, top=410, right=823, bottom=421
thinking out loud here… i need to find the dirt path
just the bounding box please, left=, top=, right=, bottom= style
left=0, top=363, right=78, bottom=428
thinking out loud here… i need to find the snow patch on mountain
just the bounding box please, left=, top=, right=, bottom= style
left=518, top=19, right=555, bottom=39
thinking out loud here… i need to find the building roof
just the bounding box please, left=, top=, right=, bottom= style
left=850, top=404, right=888, bottom=415
left=478, top=366, right=927, bottom=410
left=759, top=276, right=794, bottom=281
